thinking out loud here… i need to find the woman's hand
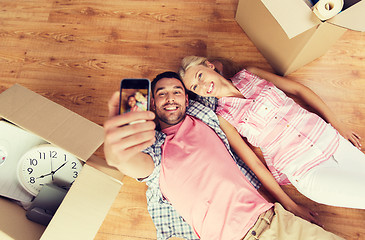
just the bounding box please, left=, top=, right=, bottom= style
left=335, top=123, right=362, bottom=149
left=286, top=203, right=322, bottom=227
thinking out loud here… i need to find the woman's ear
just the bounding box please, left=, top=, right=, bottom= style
left=208, top=60, right=223, bottom=75
left=205, top=60, right=216, bottom=69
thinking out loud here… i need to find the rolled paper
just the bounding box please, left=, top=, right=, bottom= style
left=312, top=0, right=344, bottom=20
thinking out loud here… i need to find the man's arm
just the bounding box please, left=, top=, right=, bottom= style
left=218, top=115, right=321, bottom=225
left=103, top=91, right=155, bottom=179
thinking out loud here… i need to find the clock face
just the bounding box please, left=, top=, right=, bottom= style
left=0, top=146, right=7, bottom=166
left=17, top=144, right=83, bottom=196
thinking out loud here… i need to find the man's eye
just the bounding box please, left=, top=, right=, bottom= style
left=174, top=91, right=182, bottom=95
left=158, top=93, right=165, bottom=96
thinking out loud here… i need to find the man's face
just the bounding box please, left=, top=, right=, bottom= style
left=152, top=77, right=188, bottom=129
left=128, top=96, right=136, bottom=107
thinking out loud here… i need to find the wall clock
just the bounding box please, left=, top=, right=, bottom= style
left=17, top=144, right=83, bottom=196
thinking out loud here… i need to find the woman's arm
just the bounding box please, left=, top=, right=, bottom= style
left=246, top=66, right=362, bottom=149
left=218, top=115, right=320, bottom=225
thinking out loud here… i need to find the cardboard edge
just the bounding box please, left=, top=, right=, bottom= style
left=0, top=84, right=104, bottom=162
left=328, top=0, right=365, bottom=31
left=40, top=165, right=123, bottom=240
left=283, top=22, right=347, bottom=75
left=260, top=0, right=320, bottom=39
left=86, top=155, right=125, bottom=182
left=0, top=197, right=46, bottom=240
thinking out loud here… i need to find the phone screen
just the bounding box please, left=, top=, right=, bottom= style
left=119, top=78, right=151, bottom=115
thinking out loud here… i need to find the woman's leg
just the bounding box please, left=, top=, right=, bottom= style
left=290, top=136, right=365, bottom=209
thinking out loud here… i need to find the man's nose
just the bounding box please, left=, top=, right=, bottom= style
left=166, top=93, right=175, bottom=102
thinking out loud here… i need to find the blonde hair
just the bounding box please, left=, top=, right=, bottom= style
left=179, top=55, right=242, bottom=79
left=179, top=56, right=208, bottom=78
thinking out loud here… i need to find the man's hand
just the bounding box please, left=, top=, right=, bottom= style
left=103, top=91, right=156, bottom=178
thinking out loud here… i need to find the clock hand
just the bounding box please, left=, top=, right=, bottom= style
left=52, top=161, right=68, bottom=175
left=36, top=172, right=53, bottom=179
left=51, top=156, right=54, bottom=181
left=37, top=161, right=69, bottom=179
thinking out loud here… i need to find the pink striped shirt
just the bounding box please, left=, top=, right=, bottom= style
left=216, top=69, right=340, bottom=184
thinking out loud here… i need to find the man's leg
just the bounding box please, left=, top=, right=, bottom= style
left=259, top=203, right=344, bottom=240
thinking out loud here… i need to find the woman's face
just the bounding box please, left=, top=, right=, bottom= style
left=183, top=61, right=225, bottom=98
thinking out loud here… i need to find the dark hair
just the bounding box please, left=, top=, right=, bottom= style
left=151, top=71, right=187, bottom=97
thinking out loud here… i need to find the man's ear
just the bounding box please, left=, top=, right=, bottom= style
left=185, top=93, right=189, bottom=106
left=150, top=98, right=156, bottom=111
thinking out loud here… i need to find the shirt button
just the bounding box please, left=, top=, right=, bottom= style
left=287, top=125, right=289, bottom=127
left=274, top=116, right=277, bottom=119
left=265, top=107, right=268, bottom=110
left=298, top=134, right=301, bottom=137
left=251, top=230, right=257, bottom=236
left=310, top=144, right=314, bottom=147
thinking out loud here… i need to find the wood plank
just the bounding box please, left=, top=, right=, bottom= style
left=0, top=0, right=364, bottom=239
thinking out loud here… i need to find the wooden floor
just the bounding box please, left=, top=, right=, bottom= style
left=1, top=0, right=364, bottom=239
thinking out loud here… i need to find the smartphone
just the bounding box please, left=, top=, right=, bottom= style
left=119, top=78, right=151, bottom=115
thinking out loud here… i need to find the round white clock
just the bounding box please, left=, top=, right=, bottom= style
left=17, top=144, right=83, bottom=196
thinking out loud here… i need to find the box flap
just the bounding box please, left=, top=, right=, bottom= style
left=261, top=0, right=321, bottom=39
left=0, top=197, right=46, bottom=240
left=328, top=0, right=365, bottom=31
left=40, top=164, right=122, bottom=240
left=86, top=155, right=124, bottom=181
left=0, top=84, right=104, bottom=162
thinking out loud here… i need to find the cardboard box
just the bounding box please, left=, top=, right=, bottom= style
left=0, top=84, right=124, bottom=240
left=235, top=0, right=365, bottom=76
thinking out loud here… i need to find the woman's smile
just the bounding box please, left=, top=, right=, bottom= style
left=207, top=82, right=214, bottom=94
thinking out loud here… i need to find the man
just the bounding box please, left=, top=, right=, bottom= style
left=104, top=72, right=343, bottom=240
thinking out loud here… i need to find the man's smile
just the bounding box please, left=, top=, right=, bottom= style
left=163, top=104, right=179, bottom=111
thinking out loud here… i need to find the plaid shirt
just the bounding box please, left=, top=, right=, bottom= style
left=141, top=97, right=261, bottom=240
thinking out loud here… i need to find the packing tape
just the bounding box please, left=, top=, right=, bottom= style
left=312, top=0, right=344, bottom=20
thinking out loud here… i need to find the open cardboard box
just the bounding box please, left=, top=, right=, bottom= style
left=235, top=0, right=365, bottom=76
left=0, top=84, right=124, bottom=240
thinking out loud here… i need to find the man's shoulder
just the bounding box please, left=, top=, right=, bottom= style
left=187, top=99, right=217, bottom=120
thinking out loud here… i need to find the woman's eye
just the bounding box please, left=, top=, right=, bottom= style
left=192, top=85, right=197, bottom=91
left=198, top=73, right=202, bottom=80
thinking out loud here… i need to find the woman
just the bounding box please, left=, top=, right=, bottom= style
left=179, top=56, right=365, bottom=209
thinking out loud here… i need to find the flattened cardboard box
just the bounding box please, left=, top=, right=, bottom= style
left=0, top=84, right=123, bottom=240
left=236, top=0, right=365, bottom=76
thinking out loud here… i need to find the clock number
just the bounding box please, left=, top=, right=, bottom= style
left=27, top=167, right=33, bottom=174
left=73, top=171, right=78, bottom=178
left=50, top=150, right=57, bottom=158
left=29, top=177, right=35, bottom=184
left=71, top=161, right=78, bottom=169
left=39, top=152, right=46, bottom=159
left=29, top=158, right=38, bottom=166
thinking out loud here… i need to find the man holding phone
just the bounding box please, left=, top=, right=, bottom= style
left=103, top=72, right=342, bottom=240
